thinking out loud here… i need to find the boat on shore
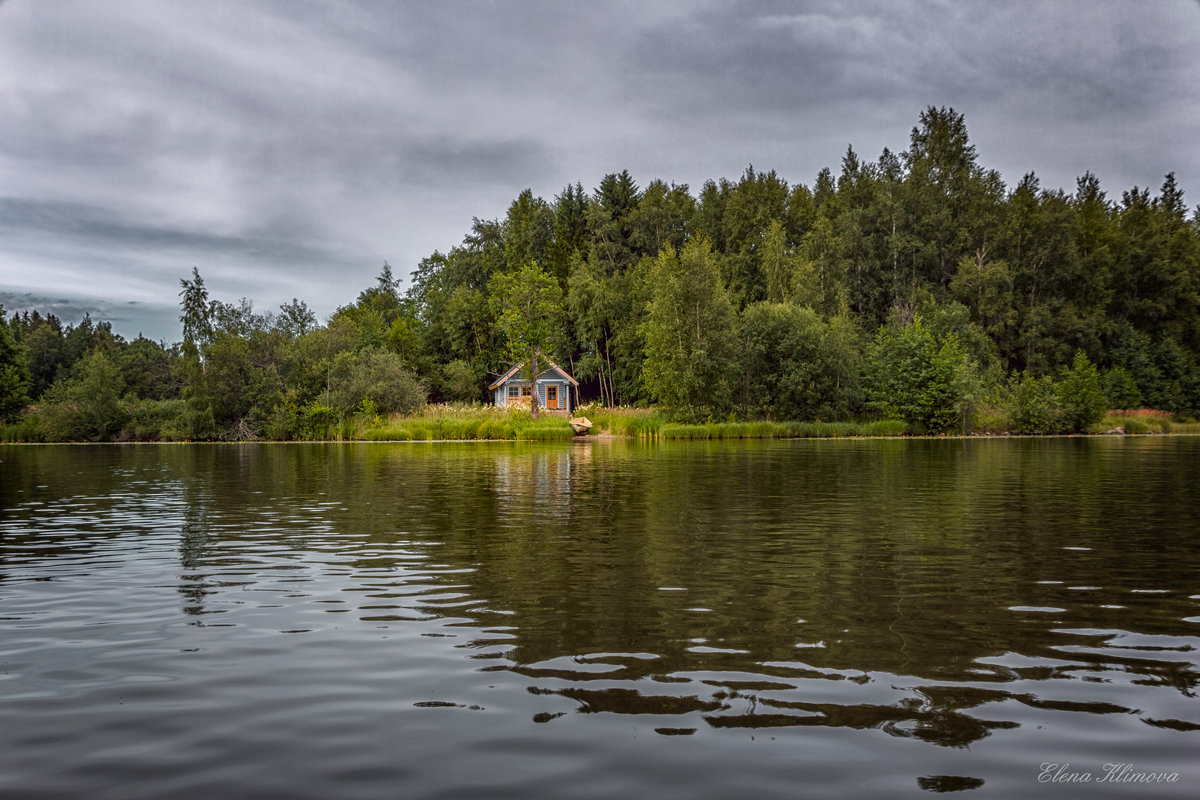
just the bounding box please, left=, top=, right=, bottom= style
left=569, top=417, right=593, bottom=435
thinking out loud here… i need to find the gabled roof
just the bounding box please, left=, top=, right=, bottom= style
left=488, top=360, right=578, bottom=390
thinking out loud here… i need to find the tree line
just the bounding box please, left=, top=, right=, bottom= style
left=2, top=107, right=1198, bottom=441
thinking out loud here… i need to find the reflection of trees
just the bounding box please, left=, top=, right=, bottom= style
left=425, top=437, right=1200, bottom=746
left=6, top=438, right=1196, bottom=748
left=492, top=447, right=574, bottom=523
left=177, top=446, right=223, bottom=616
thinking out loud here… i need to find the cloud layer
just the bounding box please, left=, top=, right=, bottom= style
left=2, top=0, right=1198, bottom=341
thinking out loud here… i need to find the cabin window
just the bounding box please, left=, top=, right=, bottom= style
left=521, top=386, right=533, bottom=397
left=507, top=385, right=519, bottom=398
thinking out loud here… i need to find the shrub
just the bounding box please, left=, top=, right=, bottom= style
left=441, top=360, right=479, bottom=403
left=1057, top=351, right=1107, bottom=433
left=864, top=317, right=972, bottom=433
left=1101, top=366, right=1142, bottom=410
left=1007, top=372, right=1064, bottom=434
left=328, top=347, right=426, bottom=415
left=37, top=350, right=128, bottom=441
left=122, top=398, right=188, bottom=441
left=300, top=402, right=339, bottom=440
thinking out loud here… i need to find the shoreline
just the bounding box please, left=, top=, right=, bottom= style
left=4, top=431, right=1197, bottom=446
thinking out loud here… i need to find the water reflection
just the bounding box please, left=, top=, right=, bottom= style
left=1, top=438, right=1198, bottom=797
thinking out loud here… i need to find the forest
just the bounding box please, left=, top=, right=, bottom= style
left=2, top=107, right=1199, bottom=442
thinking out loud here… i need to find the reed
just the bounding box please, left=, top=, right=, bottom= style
left=0, top=419, right=40, bottom=442
left=658, top=419, right=911, bottom=439
left=357, top=404, right=575, bottom=441
left=969, top=408, right=1010, bottom=435
left=1091, top=413, right=1173, bottom=434
left=581, top=406, right=665, bottom=437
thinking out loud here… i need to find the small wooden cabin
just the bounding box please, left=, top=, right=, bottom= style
left=489, top=361, right=578, bottom=412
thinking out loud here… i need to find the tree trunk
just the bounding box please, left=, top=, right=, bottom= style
left=529, top=352, right=540, bottom=420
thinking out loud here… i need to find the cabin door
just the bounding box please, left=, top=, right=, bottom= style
left=546, top=385, right=558, bottom=410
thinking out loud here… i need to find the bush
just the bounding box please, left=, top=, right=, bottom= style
left=441, top=360, right=479, bottom=403
left=1007, top=372, right=1064, bottom=434
left=264, top=400, right=301, bottom=441
left=737, top=303, right=862, bottom=421
left=328, top=347, right=426, bottom=415
left=300, top=402, right=339, bottom=440
left=864, top=317, right=971, bottom=433
left=37, top=350, right=128, bottom=441
left=1057, top=351, right=1107, bottom=433
left=122, top=398, right=188, bottom=441
left=1101, top=366, right=1142, bottom=410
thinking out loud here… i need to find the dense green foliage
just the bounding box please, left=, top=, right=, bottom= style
left=0, top=307, right=32, bottom=420
left=3, top=107, right=1199, bottom=441
left=489, top=260, right=564, bottom=419
left=641, top=237, right=738, bottom=420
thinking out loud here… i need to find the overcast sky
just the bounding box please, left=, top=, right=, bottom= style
left=2, top=0, right=1199, bottom=342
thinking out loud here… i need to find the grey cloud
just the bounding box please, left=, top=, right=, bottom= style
left=0, top=198, right=355, bottom=269
left=627, top=0, right=1197, bottom=119
left=1, top=0, right=1198, bottom=342
left=622, top=0, right=1200, bottom=191
left=398, top=137, right=555, bottom=188
left=627, top=2, right=926, bottom=117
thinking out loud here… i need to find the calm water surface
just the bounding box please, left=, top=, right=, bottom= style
left=1, top=438, right=1198, bottom=798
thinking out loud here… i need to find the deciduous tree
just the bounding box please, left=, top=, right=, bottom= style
left=490, top=262, right=564, bottom=419
left=641, top=237, right=737, bottom=421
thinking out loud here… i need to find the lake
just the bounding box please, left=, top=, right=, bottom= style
left=1, top=437, right=1198, bottom=798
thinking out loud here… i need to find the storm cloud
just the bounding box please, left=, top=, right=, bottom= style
left=1, top=0, right=1198, bottom=341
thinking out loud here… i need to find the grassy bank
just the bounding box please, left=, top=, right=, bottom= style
left=6, top=402, right=1195, bottom=443
left=659, top=419, right=910, bottom=439
left=578, top=406, right=908, bottom=439
left=354, top=404, right=575, bottom=441
left=1087, top=409, right=1178, bottom=435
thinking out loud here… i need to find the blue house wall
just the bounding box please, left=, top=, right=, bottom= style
left=491, top=364, right=575, bottom=412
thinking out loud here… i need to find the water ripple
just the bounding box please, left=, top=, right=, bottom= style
left=1, top=440, right=1197, bottom=799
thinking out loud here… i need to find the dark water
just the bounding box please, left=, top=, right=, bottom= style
left=1, top=438, right=1198, bottom=799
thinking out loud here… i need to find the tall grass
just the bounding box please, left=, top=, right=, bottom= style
left=659, top=418, right=910, bottom=439
left=357, top=404, right=574, bottom=441
left=354, top=403, right=916, bottom=442
left=568, top=405, right=915, bottom=439
left=581, top=405, right=665, bottom=437
left=0, top=419, right=41, bottom=442
left=1089, top=410, right=1174, bottom=435
left=969, top=407, right=1010, bottom=435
